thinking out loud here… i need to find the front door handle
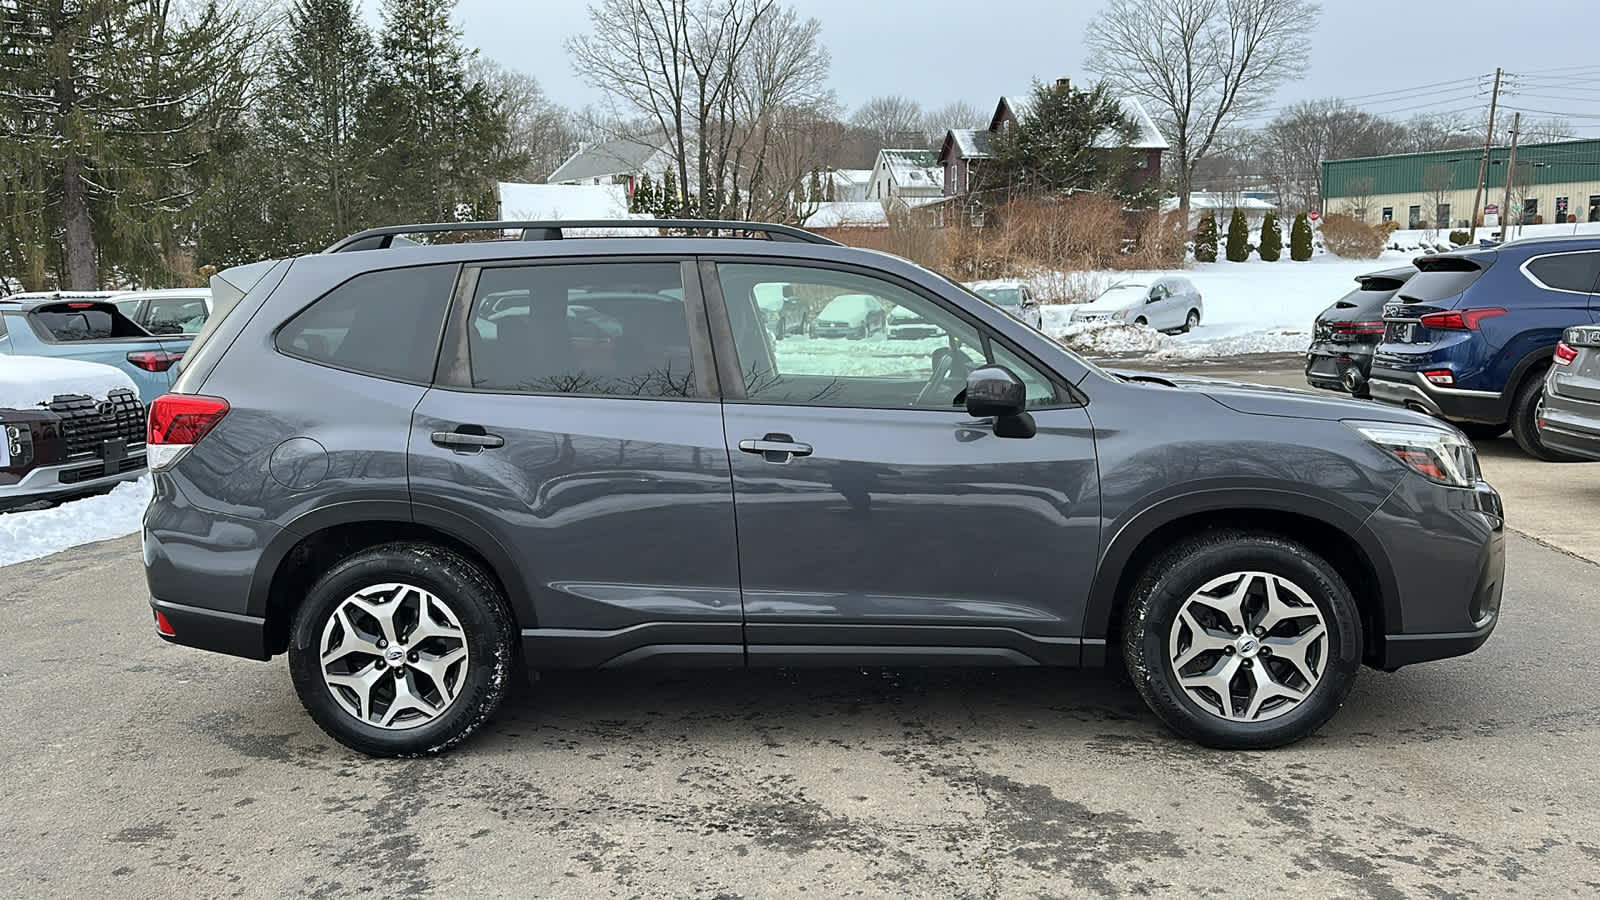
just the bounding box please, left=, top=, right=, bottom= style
left=431, top=428, right=505, bottom=451
left=738, top=433, right=812, bottom=463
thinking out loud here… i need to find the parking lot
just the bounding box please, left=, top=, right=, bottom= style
left=4, top=361, right=1600, bottom=898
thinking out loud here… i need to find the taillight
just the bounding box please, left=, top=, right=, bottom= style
left=1423, top=369, right=1455, bottom=386
left=1418, top=307, right=1506, bottom=331
left=1554, top=341, right=1578, bottom=366
left=1332, top=320, right=1386, bottom=336
left=146, top=394, right=229, bottom=470
left=126, top=349, right=184, bottom=372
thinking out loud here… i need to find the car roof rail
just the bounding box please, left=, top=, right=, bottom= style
left=324, top=219, right=840, bottom=253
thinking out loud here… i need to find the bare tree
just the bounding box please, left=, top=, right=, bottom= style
left=849, top=95, right=924, bottom=149
left=922, top=99, right=982, bottom=143
left=1422, top=164, right=1453, bottom=237
left=1520, top=115, right=1576, bottom=144
left=1395, top=111, right=1480, bottom=154
left=1341, top=175, right=1375, bottom=220
left=1259, top=99, right=1403, bottom=213
left=1085, top=0, right=1320, bottom=214
left=568, top=0, right=775, bottom=217
left=468, top=59, right=581, bottom=183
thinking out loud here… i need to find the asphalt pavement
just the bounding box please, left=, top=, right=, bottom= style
left=3, top=358, right=1599, bottom=898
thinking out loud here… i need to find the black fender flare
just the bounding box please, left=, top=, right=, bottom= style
left=1504, top=343, right=1558, bottom=413
left=1078, top=487, right=1402, bottom=644
left=245, top=499, right=529, bottom=624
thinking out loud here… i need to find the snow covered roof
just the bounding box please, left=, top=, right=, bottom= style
left=946, top=128, right=993, bottom=160
left=877, top=149, right=944, bottom=189
left=803, top=201, right=888, bottom=229
left=547, top=132, right=668, bottom=184
left=1115, top=97, right=1168, bottom=150
left=828, top=168, right=872, bottom=187
left=1162, top=193, right=1279, bottom=212
left=496, top=183, right=646, bottom=221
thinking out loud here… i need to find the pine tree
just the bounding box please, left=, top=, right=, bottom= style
left=363, top=0, right=520, bottom=224
left=1225, top=208, right=1250, bottom=262
left=1258, top=210, right=1282, bottom=262
left=981, top=78, right=1151, bottom=205
left=1290, top=212, right=1314, bottom=261
left=262, top=0, right=375, bottom=251
left=631, top=173, right=655, bottom=214
left=658, top=168, right=680, bottom=218
left=1194, top=212, right=1218, bottom=262
left=807, top=168, right=823, bottom=205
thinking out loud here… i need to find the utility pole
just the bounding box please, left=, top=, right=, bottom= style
left=1500, top=112, right=1521, bottom=241
left=1468, top=67, right=1502, bottom=243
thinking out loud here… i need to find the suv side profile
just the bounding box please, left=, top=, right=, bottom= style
left=1367, top=236, right=1600, bottom=458
left=145, top=220, right=1505, bottom=757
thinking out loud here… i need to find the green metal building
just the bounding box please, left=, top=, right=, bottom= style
left=1321, top=138, right=1600, bottom=228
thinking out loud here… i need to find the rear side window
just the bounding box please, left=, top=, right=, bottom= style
left=1525, top=251, right=1600, bottom=294
left=144, top=297, right=210, bottom=334
left=276, top=265, right=456, bottom=383
left=462, top=262, right=697, bottom=398
left=1398, top=257, right=1487, bottom=304
left=29, top=303, right=147, bottom=340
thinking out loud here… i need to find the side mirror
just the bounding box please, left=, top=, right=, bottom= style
left=965, top=365, right=1025, bottom=418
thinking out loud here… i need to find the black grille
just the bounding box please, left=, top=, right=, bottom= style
left=47, top=390, right=146, bottom=459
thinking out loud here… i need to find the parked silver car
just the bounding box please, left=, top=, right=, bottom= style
left=1536, top=326, right=1600, bottom=460
left=964, top=280, right=1043, bottom=329
left=1071, top=277, right=1203, bottom=333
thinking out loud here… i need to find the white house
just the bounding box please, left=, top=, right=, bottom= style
left=1164, top=192, right=1280, bottom=230
left=825, top=168, right=873, bottom=202
left=865, top=149, right=944, bottom=204
left=496, top=183, right=644, bottom=221
left=802, top=201, right=889, bottom=230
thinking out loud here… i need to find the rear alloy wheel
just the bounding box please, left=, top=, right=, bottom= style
left=1182, top=309, right=1200, bottom=333
left=1122, top=531, right=1361, bottom=749
left=1509, top=371, right=1581, bottom=461
left=289, top=543, right=514, bottom=757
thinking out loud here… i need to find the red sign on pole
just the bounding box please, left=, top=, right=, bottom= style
left=1307, top=211, right=1320, bottom=222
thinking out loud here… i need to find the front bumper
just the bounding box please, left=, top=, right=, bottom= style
left=811, top=324, right=860, bottom=338
left=1367, top=365, right=1506, bottom=424
left=0, top=453, right=146, bottom=507
left=1368, top=478, right=1504, bottom=669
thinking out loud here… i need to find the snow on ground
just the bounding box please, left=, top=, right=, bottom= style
left=773, top=332, right=955, bottom=376
left=0, top=477, right=151, bottom=568
left=1038, top=250, right=1420, bottom=359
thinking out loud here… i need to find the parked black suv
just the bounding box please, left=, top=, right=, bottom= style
left=1304, top=266, right=1415, bottom=397
left=145, top=220, right=1505, bottom=757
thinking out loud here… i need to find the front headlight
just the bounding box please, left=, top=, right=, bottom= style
left=1347, top=420, right=1480, bottom=487
left=1115, top=309, right=1130, bottom=321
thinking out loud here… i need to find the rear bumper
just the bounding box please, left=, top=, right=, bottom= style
left=150, top=596, right=270, bottom=661
left=1305, top=344, right=1375, bottom=395
left=1367, top=366, right=1506, bottom=423
left=1535, top=398, right=1600, bottom=461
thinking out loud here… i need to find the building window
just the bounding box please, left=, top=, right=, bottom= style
left=1437, top=204, right=1451, bottom=228
left=1407, top=205, right=1421, bottom=228
left=1589, top=195, right=1600, bottom=223
left=1353, top=208, right=1367, bottom=221
left=1523, top=198, right=1538, bottom=223
left=1556, top=196, right=1570, bottom=222
left=1381, top=207, right=1393, bottom=222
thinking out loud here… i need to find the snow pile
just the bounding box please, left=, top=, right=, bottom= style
left=0, top=355, right=137, bottom=409
left=1036, top=251, right=1416, bottom=359
left=775, top=333, right=951, bottom=377
left=0, top=476, right=151, bottom=567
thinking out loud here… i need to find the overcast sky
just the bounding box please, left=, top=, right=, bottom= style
left=365, top=0, right=1600, bottom=134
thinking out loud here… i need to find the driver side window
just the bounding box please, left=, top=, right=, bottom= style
left=716, top=263, right=1054, bottom=409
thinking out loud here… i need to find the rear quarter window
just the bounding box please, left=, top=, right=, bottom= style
left=275, top=265, right=457, bottom=383
left=1525, top=251, right=1600, bottom=294
left=1397, top=257, right=1488, bottom=304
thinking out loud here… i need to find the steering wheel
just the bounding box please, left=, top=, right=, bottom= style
left=914, top=345, right=972, bottom=408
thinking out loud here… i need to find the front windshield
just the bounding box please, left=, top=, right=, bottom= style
left=978, top=287, right=1021, bottom=307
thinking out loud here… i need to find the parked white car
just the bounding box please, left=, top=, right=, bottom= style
left=1071, top=277, right=1203, bottom=333
left=108, top=288, right=212, bottom=336
left=809, top=293, right=887, bottom=339
left=964, top=280, right=1043, bottom=329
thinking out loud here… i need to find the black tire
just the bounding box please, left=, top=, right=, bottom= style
left=1121, top=530, right=1362, bottom=750
left=288, top=542, right=515, bottom=757
left=1181, top=309, right=1200, bottom=333
left=1457, top=421, right=1508, bottom=441
left=1133, top=316, right=1148, bottom=327
left=1508, top=370, right=1582, bottom=461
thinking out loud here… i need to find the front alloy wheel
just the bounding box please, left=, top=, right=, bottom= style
left=1122, top=530, right=1361, bottom=749
left=1168, top=571, right=1327, bottom=722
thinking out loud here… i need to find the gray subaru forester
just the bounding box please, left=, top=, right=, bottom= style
left=144, top=220, right=1505, bottom=757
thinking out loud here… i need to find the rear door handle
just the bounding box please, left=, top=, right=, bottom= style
left=738, top=433, right=812, bottom=462
left=431, top=429, right=505, bottom=451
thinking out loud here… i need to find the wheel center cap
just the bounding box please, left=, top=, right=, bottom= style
left=385, top=647, right=406, bottom=668
left=1235, top=636, right=1259, bottom=657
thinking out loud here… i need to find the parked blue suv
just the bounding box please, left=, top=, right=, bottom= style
left=1367, top=235, right=1600, bottom=459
